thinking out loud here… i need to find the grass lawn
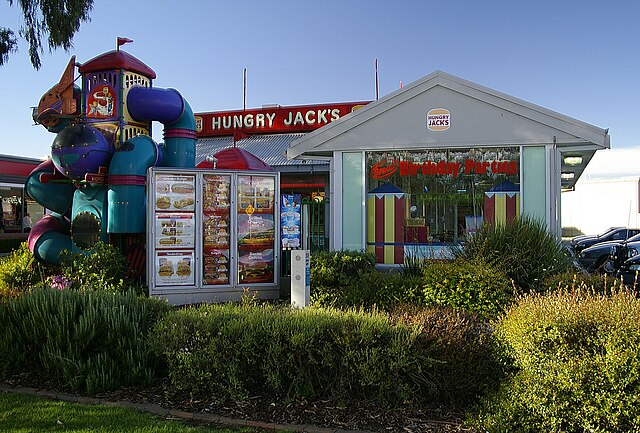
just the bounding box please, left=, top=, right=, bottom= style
left=0, top=391, right=263, bottom=433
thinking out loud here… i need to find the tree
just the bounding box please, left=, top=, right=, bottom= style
left=1, top=0, right=94, bottom=69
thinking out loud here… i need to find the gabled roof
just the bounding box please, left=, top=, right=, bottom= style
left=286, top=70, right=610, bottom=160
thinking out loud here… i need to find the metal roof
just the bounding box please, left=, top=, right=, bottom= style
left=196, top=133, right=328, bottom=169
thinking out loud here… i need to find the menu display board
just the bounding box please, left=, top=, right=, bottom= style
left=155, top=174, right=196, bottom=211
left=238, top=175, right=276, bottom=284
left=155, top=250, right=195, bottom=286
left=148, top=168, right=279, bottom=300
left=202, top=174, right=231, bottom=285
left=153, top=173, right=196, bottom=287
left=155, top=213, right=195, bottom=248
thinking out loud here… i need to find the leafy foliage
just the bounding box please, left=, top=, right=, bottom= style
left=418, top=258, right=514, bottom=319
left=474, top=287, right=640, bottom=432
left=2, top=0, right=94, bottom=68
left=309, top=250, right=377, bottom=305
left=454, top=215, right=569, bottom=293
left=311, top=253, right=513, bottom=319
left=151, top=303, right=501, bottom=409
left=0, top=286, right=170, bottom=393
left=0, top=242, right=49, bottom=300
left=58, top=241, right=128, bottom=292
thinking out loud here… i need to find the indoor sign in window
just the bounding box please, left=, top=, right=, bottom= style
left=366, top=147, right=520, bottom=264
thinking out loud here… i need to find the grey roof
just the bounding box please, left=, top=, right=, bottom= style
left=196, top=133, right=328, bottom=170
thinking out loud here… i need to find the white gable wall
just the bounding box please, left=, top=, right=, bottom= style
left=289, top=71, right=609, bottom=254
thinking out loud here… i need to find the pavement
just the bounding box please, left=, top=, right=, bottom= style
left=0, top=383, right=369, bottom=433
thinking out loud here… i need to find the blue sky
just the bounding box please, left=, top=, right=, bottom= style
left=1, top=0, right=639, bottom=175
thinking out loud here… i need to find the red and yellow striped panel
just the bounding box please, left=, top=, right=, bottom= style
left=484, top=192, right=520, bottom=224
left=366, top=193, right=407, bottom=264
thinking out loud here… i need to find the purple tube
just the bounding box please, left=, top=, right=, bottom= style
left=127, top=86, right=184, bottom=124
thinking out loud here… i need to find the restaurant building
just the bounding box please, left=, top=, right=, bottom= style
left=0, top=154, right=46, bottom=234
left=284, top=71, right=610, bottom=264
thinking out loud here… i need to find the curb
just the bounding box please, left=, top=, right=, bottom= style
left=0, top=384, right=370, bottom=433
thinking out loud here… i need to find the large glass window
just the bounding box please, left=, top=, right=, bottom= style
left=366, top=147, right=520, bottom=264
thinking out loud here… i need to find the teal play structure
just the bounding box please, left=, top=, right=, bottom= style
left=26, top=43, right=196, bottom=265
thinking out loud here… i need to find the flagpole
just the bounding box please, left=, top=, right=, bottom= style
left=375, top=58, right=379, bottom=100
left=243, top=68, right=247, bottom=111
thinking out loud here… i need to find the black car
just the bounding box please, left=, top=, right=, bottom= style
left=617, top=252, right=640, bottom=286
left=570, top=227, right=640, bottom=254
left=577, top=234, right=640, bottom=272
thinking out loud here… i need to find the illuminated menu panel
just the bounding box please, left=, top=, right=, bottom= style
left=202, top=174, right=231, bottom=286
left=237, top=175, right=275, bottom=284
left=153, top=173, right=196, bottom=287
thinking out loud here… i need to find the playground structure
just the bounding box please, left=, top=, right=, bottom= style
left=26, top=44, right=197, bottom=266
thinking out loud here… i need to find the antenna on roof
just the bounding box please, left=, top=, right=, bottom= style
left=243, top=67, right=247, bottom=111
left=375, top=58, right=379, bottom=100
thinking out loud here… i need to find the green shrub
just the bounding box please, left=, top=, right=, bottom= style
left=473, top=288, right=640, bottom=432
left=0, top=242, right=49, bottom=299
left=310, top=250, right=376, bottom=290
left=390, top=304, right=504, bottom=405
left=418, top=258, right=514, bottom=319
left=58, top=241, right=127, bottom=291
left=150, top=303, right=501, bottom=409
left=454, top=215, right=569, bottom=293
left=312, top=269, right=423, bottom=311
left=0, top=286, right=170, bottom=394
left=312, top=257, right=513, bottom=320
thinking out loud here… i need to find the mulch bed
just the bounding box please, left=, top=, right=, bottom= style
left=3, top=374, right=479, bottom=432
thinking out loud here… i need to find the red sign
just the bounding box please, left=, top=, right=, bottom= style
left=370, top=158, right=518, bottom=179
left=195, top=102, right=370, bottom=137
left=87, top=84, right=117, bottom=118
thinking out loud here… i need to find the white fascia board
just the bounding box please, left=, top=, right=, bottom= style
left=287, top=70, right=610, bottom=158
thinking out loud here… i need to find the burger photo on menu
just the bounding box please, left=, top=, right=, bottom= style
left=238, top=214, right=274, bottom=246
left=158, top=260, right=173, bottom=277
left=176, top=259, right=192, bottom=277
left=239, top=261, right=273, bottom=283
left=239, top=249, right=274, bottom=283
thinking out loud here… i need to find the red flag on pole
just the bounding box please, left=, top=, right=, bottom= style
left=117, top=37, right=133, bottom=50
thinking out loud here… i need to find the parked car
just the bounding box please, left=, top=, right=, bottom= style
left=570, top=227, right=640, bottom=254
left=617, top=252, right=640, bottom=286
left=578, top=236, right=640, bottom=273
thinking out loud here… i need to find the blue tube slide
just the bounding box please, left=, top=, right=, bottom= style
left=107, top=135, right=160, bottom=233
left=126, top=86, right=196, bottom=168
left=28, top=213, right=71, bottom=264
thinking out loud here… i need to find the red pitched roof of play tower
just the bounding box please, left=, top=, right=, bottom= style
left=78, top=50, right=156, bottom=78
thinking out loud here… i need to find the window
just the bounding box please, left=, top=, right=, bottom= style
left=366, top=147, right=520, bottom=264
